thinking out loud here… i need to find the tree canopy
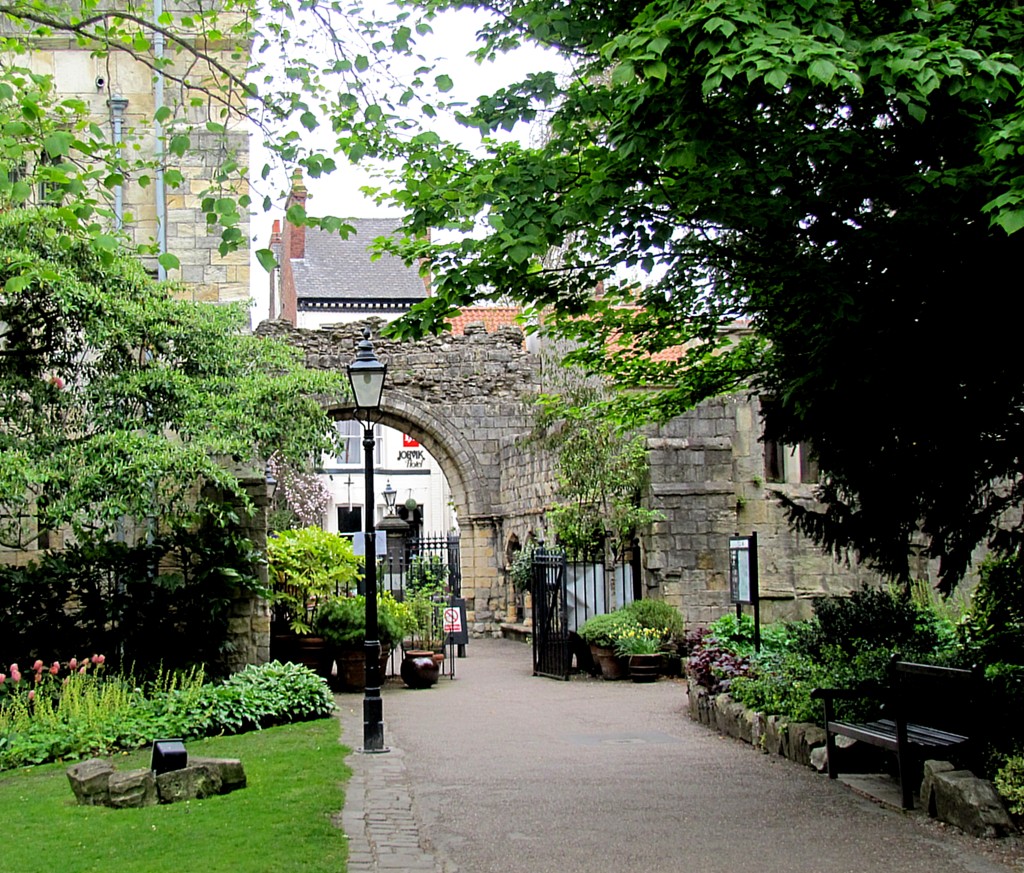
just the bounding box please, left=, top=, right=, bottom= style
left=4, top=0, right=1024, bottom=589
left=0, top=207, right=342, bottom=549
left=364, top=0, right=1024, bottom=591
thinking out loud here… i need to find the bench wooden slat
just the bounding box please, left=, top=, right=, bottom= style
left=816, top=660, right=979, bottom=811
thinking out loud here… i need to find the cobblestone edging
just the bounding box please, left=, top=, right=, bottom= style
left=336, top=698, right=456, bottom=873
left=686, top=682, right=827, bottom=768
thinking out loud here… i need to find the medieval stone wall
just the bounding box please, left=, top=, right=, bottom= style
left=258, top=318, right=898, bottom=638
left=644, top=395, right=885, bottom=627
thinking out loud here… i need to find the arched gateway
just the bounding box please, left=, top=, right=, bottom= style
left=255, top=316, right=892, bottom=650
left=256, top=317, right=546, bottom=634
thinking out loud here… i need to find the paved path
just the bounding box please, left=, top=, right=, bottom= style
left=339, top=638, right=1023, bottom=873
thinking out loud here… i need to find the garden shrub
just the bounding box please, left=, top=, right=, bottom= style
left=621, top=599, right=685, bottom=641
left=0, top=507, right=262, bottom=677
left=577, top=611, right=640, bottom=649
left=962, top=553, right=1024, bottom=664
left=790, top=585, right=942, bottom=659
left=0, top=661, right=334, bottom=772
left=995, top=755, right=1024, bottom=815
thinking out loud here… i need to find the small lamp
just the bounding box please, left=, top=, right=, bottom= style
left=382, top=480, right=397, bottom=516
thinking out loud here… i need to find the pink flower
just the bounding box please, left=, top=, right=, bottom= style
left=33, top=672, right=41, bottom=684
left=32, top=660, right=43, bottom=672
left=68, top=658, right=77, bottom=671
left=94, top=654, right=105, bottom=665
left=78, top=666, right=87, bottom=675
left=50, top=662, right=59, bottom=675
left=9, top=663, right=17, bottom=673
left=11, top=670, right=20, bottom=684
left=0, top=673, right=6, bottom=685
left=27, top=690, right=34, bottom=701
left=49, top=376, right=65, bottom=389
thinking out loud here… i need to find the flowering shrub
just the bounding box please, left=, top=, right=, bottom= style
left=577, top=611, right=640, bottom=649
left=0, top=655, right=105, bottom=708
left=615, top=627, right=667, bottom=656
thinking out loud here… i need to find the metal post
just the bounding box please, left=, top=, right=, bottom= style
left=361, top=424, right=387, bottom=753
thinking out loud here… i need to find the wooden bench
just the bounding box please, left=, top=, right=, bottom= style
left=812, top=660, right=980, bottom=809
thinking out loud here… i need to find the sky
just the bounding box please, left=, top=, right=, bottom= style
left=247, top=7, right=563, bottom=324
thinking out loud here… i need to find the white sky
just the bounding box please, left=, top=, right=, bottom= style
left=247, top=8, right=563, bottom=324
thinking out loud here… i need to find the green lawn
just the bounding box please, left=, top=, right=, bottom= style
left=0, top=716, right=351, bottom=873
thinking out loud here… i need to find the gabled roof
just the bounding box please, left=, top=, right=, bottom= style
left=284, top=219, right=427, bottom=306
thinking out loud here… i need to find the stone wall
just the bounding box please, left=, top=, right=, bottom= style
left=256, top=319, right=920, bottom=639
left=643, top=395, right=883, bottom=628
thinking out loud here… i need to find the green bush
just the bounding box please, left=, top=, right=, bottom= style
left=577, top=612, right=640, bottom=649
left=0, top=661, right=335, bottom=772
left=314, top=593, right=413, bottom=650
left=790, top=585, right=943, bottom=659
left=995, top=755, right=1024, bottom=815
left=706, top=613, right=797, bottom=656
left=729, top=646, right=894, bottom=725
left=622, top=599, right=685, bottom=641
left=963, top=553, right=1024, bottom=664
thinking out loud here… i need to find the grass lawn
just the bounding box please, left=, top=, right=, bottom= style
left=0, top=715, right=351, bottom=873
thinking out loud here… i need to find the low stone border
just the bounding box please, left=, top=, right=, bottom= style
left=67, top=756, right=246, bottom=809
left=687, top=682, right=1015, bottom=837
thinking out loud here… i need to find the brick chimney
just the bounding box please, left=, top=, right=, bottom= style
left=286, top=170, right=308, bottom=260
left=267, top=219, right=282, bottom=320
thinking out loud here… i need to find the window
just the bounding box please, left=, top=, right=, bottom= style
left=331, top=420, right=382, bottom=467
left=334, top=419, right=362, bottom=466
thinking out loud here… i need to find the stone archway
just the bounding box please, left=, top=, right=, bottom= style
left=256, top=318, right=547, bottom=632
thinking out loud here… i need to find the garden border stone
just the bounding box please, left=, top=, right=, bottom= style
left=686, top=678, right=1014, bottom=838
left=67, top=756, right=246, bottom=809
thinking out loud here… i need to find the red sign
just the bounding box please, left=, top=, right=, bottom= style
left=443, top=607, right=463, bottom=634
left=403, top=434, right=420, bottom=448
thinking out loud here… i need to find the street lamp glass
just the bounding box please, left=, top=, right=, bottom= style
left=347, top=329, right=387, bottom=410
left=382, top=480, right=397, bottom=514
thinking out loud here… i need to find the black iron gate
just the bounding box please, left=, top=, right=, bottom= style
left=531, top=547, right=570, bottom=680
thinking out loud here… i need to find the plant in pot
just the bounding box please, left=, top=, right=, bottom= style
left=615, top=626, right=667, bottom=683
left=314, top=591, right=415, bottom=691
left=402, top=585, right=447, bottom=688
left=577, top=612, right=640, bottom=680
left=266, top=526, right=361, bottom=676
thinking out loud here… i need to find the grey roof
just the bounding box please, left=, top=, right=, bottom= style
left=289, top=219, right=427, bottom=305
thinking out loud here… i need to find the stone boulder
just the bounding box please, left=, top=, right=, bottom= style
left=108, top=769, right=158, bottom=809
left=67, top=758, right=115, bottom=806
left=920, top=760, right=1015, bottom=839
left=67, top=756, right=246, bottom=808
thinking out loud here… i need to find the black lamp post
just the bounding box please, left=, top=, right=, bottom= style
left=347, top=328, right=388, bottom=754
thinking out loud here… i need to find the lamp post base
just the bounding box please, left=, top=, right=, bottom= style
left=361, top=693, right=389, bottom=754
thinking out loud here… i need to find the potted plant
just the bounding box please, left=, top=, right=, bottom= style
left=267, top=527, right=360, bottom=635
left=401, top=585, right=448, bottom=688
left=314, top=592, right=415, bottom=691
left=577, top=612, right=639, bottom=680
left=615, top=626, right=667, bottom=683
left=266, top=527, right=361, bottom=676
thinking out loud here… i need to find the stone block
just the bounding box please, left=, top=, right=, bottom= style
left=156, top=763, right=223, bottom=803
left=929, top=767, right=1014, bottom=838
left=786, top=723, right=826, bottom=767
left=108, top=768, right=158, bottom=809
left=67, top=758, right=114, bottom=806
left=190, top=757, right=247, bottom=792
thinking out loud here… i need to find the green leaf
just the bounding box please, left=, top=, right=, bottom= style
left=158, top=252, right=180, bottom=271
left=256, top=248, right=278, bottom=271
left=435, top=74, right=453, bottom=92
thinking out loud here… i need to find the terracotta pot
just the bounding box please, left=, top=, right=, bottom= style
left=590, top=645, right=628, bottom=680
left=628, top=653, right=662, bottom=684
left=401, top=650, right=440, bottom=689
left=333, top=647, right=391, bottom=692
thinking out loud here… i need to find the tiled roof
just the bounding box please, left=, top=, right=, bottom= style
left=290, top=219, right=427, bottom=303
left=447, top=307, right=522, bottom=334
